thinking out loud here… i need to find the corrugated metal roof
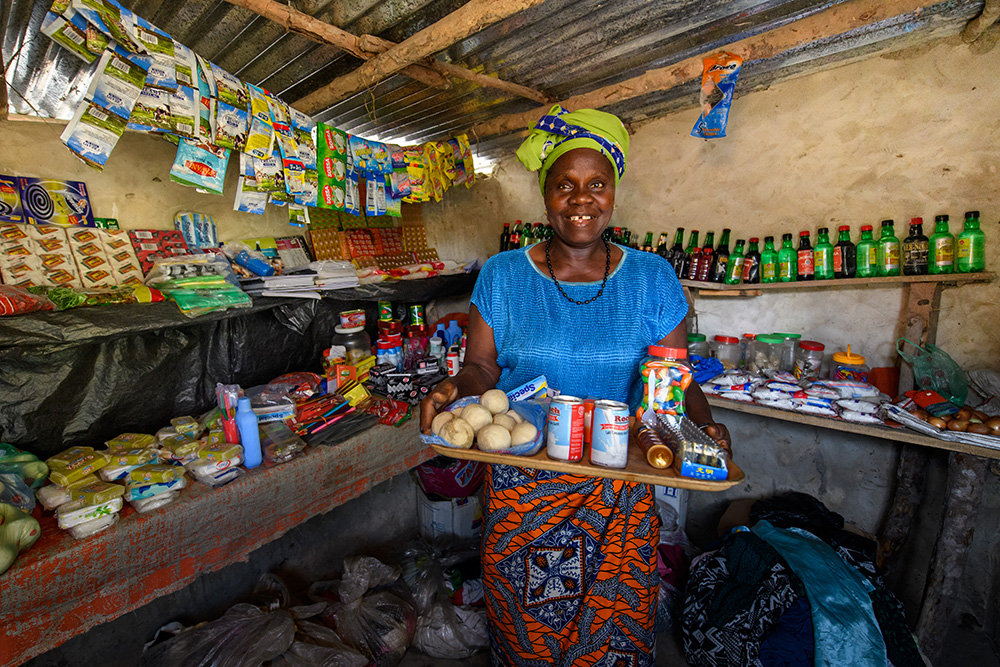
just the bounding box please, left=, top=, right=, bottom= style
left=2, top=0, right=988, bottom=166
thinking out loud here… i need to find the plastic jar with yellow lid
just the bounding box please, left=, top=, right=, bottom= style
left=832, top=346, right=869, bottom=382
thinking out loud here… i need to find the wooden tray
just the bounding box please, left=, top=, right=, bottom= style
left=429, top=441, right=745, bottom=491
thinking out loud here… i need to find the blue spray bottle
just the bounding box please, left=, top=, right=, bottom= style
left=235, top=396, right=263, bottom=469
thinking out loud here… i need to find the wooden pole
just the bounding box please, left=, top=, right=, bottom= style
left=222, top=0, right=450, bottom=91
left=295, top=0, right=550, bottom=114
left=467, top=0, right=943, bottom=140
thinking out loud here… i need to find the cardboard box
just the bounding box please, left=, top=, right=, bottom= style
left=416, top=486, right=482, bottom=541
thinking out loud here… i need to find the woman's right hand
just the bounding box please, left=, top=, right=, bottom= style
left=419, top=379, right=460, bottom=432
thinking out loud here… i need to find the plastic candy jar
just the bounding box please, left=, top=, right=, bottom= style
left=637, top=346, right=692, bottom=420
left=687, top=333, right=710, bottom=359
left=831, top=346, right=869, bottom=382
left=793, top=340, right=826, bottom=381
left=710, top=335, right=741, bottom=370
left=748, top=334, right=785, bottom=374
left=774, top=332, right=802, bottom=372
left=332, top=325, right=371, bottom=364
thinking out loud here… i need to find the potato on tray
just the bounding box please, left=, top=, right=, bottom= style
left=422, top=389, right=544, bottom=456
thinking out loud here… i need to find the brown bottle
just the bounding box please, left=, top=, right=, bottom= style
left=636, top=422, right=674, bottom=469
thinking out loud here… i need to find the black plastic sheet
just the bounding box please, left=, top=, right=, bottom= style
left=0, top=274, right=475, bottom=458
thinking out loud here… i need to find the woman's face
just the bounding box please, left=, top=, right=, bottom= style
left=543, top=147, right=616, bottom=248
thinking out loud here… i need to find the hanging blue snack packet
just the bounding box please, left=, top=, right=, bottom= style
left=691, top=52, right=743, bottom=139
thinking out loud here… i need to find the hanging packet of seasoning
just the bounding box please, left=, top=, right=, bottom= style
left=173, top=41, right=196, bottom=89
left=446, top=138, right=467, bottom=187
left=234, top=154, right=269, bottom=215
left=194, top=54, right=216, bottom=98
left=210, top=62, right=246, bottom=110
left=134, top=22, right=175, bottom=91
left=127, top=85, right=172, bottom=133
left=251, top=150, right=283, bottom=193
left=403, top=146, right=425, bottom=203
left=85, top=49, right=146, bottom=120
left=691, top=51, right=743, bottom=139
left=169, top=86, right=197, bottom=138
left=288, top=205, right=309, bottom=228
left=316, top=123, right=347, bottom=211
left=214, top=101, right=248, bottom=151
left=60, top=100, right=127, bottom=171
left=169, top=140, right=231, bottom=195
left=295, top=169, right=318, bottom=208
left=289, top=107, right=316, bottom=170
left=40, top=9, right=96, bottom=64
left=349, top=135, right=370, bottom=175
left=456, top=134, right=475, bottom=188
left=385, top=176, right=402, bottom=218
left=345, top=174, right=361, bottom=216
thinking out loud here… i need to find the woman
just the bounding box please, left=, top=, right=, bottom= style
left=420, top=105, right=731, bottom=666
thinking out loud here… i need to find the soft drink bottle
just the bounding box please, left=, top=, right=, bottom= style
left=833, top=225, right=856, bottom=278
left=742, top=237, right=761, bottom=284
left=813, top=228, right=834, bottom=280
left=724, top=239, right=746, bottom=285
left=796, top=231, right=814, bottom=281
left=709, top=228, right=731, bottom=283
left=928, top=215, right=954, bottom=274
left=760, top=236, right=778, bottom=283
left=902, top=218, right=929, bottom=275
left=777, top=233, right=796, bottom=282
left=856, top=225, right=877, bottom=278
left=697, top=231, right=715, bottom=281
left=876, top=220, right=901, bottom=276
left=957, top=210, right=986, bottom=272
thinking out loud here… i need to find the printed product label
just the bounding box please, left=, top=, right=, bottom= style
left=933, top=239, right=953, bottom=266
left=797, top=250, right=814, bottom=275
left=832, top=247, right=843, bottom=273
left=957, top=238, right=971, bottom=259
left=779, top=260, right=793, bottom=279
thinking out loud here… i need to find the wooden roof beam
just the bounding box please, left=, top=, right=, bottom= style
left=222, top=0, right=450, bottom=91
left=294, top=0, right=550, bottom=114
left=466, top=0, right=944, bottom=141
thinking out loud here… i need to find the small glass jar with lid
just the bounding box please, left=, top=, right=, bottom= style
left=793, top=340, right=826, bottom=381
left=748, top=334, right=785, bottom=374
left=332, top=325, right=372, bottom=364
left=710, top=335, right=741, bottom=370
left=687, top=333, right=710, bottom=359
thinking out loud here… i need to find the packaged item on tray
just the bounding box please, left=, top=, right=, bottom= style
left=48, top=450, right=110, bottom=487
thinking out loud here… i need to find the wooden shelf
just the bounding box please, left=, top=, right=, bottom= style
left=707, top=396, right=1000, bottom=460
left=0, top=420, right=435, bottom=667
left=429, top=442, right=744, bottom=491
left=681, top=271, right=994, bottom=296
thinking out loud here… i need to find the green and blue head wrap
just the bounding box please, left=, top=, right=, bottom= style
left=515, top=105, right=630, bottom=195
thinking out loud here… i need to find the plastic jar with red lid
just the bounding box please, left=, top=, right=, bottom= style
left=637, top=345, right=692, bottom=419
left=793, top=340, right=826, bottom=380
left=710, top=335, right=741, bottom=370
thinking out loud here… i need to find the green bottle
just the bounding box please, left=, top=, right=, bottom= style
left=813, top=227, right=835, bottom=280
left=957, top=210, right=986, bottom=272
left=928, top=215, right=954, bottom=275
left=856, top=225, right=877, bottom=278
left=777, top=233, right=796, bottom=282
left=724, top=239, right=746, bottom=285
left=760, top=236, right=778, bottom=283
left=876, top=220, right=901, bottom=277
left=742, top=237, right=761, bottom=284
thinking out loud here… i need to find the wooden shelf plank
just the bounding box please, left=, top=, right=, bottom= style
left=707, top=396, right=1000, bottom=460
left=0, top=421, right=435, bottom=667
left=430, top=442, right=744, bottom=491
left=682, top=271, right=994, bottom=295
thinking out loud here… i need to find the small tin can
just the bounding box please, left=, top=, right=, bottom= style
left=589, top=399, right=630, bottom=468
left=409, top=304, right=426, bottom=327
left=339, top=309, right=365, bottom=328
left=446, top=349, right=460, bottom=376
left=378, top=300, right=393, bottom=322
left=547, top=395, right=585, bottom=462
left=582, top=398, right=595, bottom=444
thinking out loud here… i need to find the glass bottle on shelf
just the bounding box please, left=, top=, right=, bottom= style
left=902, top=217, right=929, bottom=275
left=928, top=215, right=954, bottom=275
left=777, top=233, right=796, bottom=282
left=813, top=227, right=834, bottom=280
left=724, top=239, right=746, bottom=285
left=742, top=237, right=761, bottom=284
left=760, top=236, right=778, bottom=283
left=681, top=230, right=700, bottom=279
left=669, top=228, right=686, bottom=276
left=655, top=233, right=670, bottom=257
left=686, top=248, right=702, bottom=281
left=642, top=231, right=654, bottom=252
left=500, top=223, right=511, bottom=252
left=957, top=210, right=986, bottom=273
left=833, top=225, right=856, bottom=278
left=697, top=231, right=716, bottom=281
left=876, top=220, right=901, bottom=276
left=796, top=231, right=815, bottom=281
left=856, top=225, right=877, bottom=278
left=709, top=228, right=731, bottom=283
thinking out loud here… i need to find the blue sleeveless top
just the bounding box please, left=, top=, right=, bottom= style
left=471, top=244, right=688, bottom=406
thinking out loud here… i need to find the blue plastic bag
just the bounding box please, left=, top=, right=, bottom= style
left=420, top=396, right=547, bottom=456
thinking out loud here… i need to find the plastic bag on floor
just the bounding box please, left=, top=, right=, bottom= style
left=313, top=556, right=417, bottom=667
left=269, top=620, right=368, bottom=667
left=139, top=603, right=295, bottom=667
left=400, top=540, right=488, bottom=658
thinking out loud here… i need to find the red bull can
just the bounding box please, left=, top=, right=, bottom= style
left=589, top=400, right=630, bottom=468
left=547, top=396, right=585, bottom=462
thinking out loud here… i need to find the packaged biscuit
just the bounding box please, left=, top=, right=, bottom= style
left=131, top=490, right=179, bottom=513
left=56, top=496, right=122, bottom=530
left=69, top=480, right=126, bottom=505
left=129, top=463, right=184, bottom=484
left=49, top=451, right=110, bottom=487
left=106, top=432, right=156, bottom=450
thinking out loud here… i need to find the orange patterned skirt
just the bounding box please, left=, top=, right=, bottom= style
left=482, top=464, right=660, bottom=666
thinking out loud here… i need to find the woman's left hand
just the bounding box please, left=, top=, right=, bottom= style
left=702, top=422, right=732, bottom=456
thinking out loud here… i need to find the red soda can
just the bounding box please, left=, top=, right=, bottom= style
left=547, top=396, right=585, bottom=462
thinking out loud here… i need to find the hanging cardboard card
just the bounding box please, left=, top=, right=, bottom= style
left=0, top=176, right=25, bottom=224
left=40, top=9, right=96, bottom=64
left=16, top=178, right=96, bottom=227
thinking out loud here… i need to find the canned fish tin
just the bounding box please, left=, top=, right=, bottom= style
left=409, top=304, right=426, bottom=327
left=547, top=395, right=585, bottom=462
left=589, top=400, right=630, bottom=468
left=378, top=300, right=393, bottom=322
left=339, top=309, right=365, bottom=328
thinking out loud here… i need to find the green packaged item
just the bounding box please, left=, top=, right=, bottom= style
left=49, top=452, right=110, bottom=487
left=0, top=444, right=49, bottom=489
left=46, top=446, right=95, bottom=469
